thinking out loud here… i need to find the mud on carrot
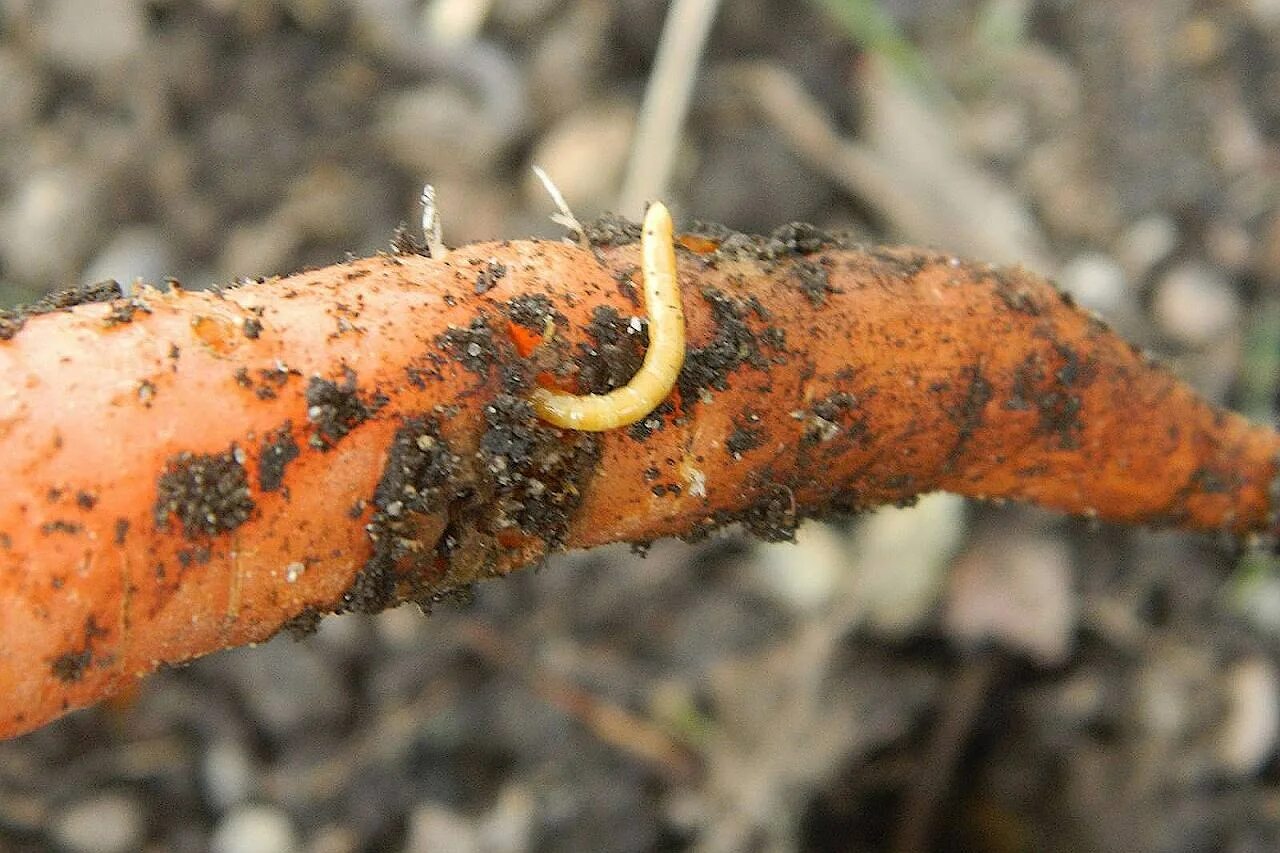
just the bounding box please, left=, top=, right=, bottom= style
left=0, top=211, right=1277, bottom=740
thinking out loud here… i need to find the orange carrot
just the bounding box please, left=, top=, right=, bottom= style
left=0, top=220, right=1276, bottom=740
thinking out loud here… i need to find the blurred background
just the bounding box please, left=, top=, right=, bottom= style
left=2, top=0, right=1280, bottom=850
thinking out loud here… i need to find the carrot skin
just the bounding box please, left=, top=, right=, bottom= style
left=0, top=234, right=1276, bottom=739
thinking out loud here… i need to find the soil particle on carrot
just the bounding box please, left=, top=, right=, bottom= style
left=390, top=223, right=428, bottom=256
left=345, top=416, right=464, bottom=613
left=760, top=222, right=848, bottom=257
left=582, top=213, right=642, bottom=246
left=176, top=546, right=211, bottom=567
left=305, top=367, right=380, bottom=448
left=708, top=221, right=852, bottom=265
left=864, top=246, right=934, bottom=279
left=505, top=294, right=556, bottom=332
left=344, top=388, right=600, bottom=615
left=279, top=606, right=325, bottom=639
left=258, top=423, right=300, bottom=492
left=677, top=287, right=768, bottom=403
left=614, top=267, right=641, bottom=306
left=989, top=267, right=1047, bottom=316
left=726, top=411, right=767, bottom=458
left=103, top=297, right=152, bottom=327
left=1005, top=353, right=1086, bottom=449
left=0, top=279, right=124, bottom=341
left=577, top=305, right=647, bottom=394
left=473, top=259, right=507, bottom=294
left=627, top=400, right=675, bottom=441
left=687, top=478, right=801, bottom=544
left=242, top=316, right=263, bottom=339
left=792, top=259, right=837, bottom=306
left=800, top=392, right=863, bottom=447
left=235, top=365, right=293, bottom=400
left=404, top=364, right=443, bottom=389
left=942, top=365, right=995, bottom=471
left=475, top=394, right=600, bottom=544
left=154, top=448, right=255, bottom=538
left=437, top=317, right=501, bottom=376
left=740, top=481, right=802, bottom=542
left=49, top=616, right=108, bottom=684
left=40, top=520, right=82, bottom=536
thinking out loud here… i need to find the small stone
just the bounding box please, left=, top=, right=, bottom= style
left=1152, top=261, right=1241, bottom=347
left=423, top=0, right=490, bottom=45
left=856, top=493, right=965, bottom=638
left=81, top=227, right=177, bottom=295
left=1114, top=215, right=1178, bottom=282
left=944, top=531, right=1076, bottom=665
left=751, top=522, right=845, bottom=613
left=1217, top=656, right=1280, bottom=775
left=40, top=0, right=146, bottom=75
left=477, top=785, right=536, bottom=853
left=203, top=740, right=255, bottom=810
left=211, top=804, right=299, bottom=853
left=208, top=634, right=347, bottom=735
left=49, top=792, right=144, bottom=853
left=0, top=167, right=104, bottom=286
left=1057, top=252, right=1127, bottom=316
left=374, top=601, right=429, bottom=649
left=0, top=49, right=45, bottom=133
left=525, top=100, right=636, bottom=218
left=405, top=803, right=481, bottom=853
left=379, top=85, right=509, bottom=177
left=1243, top=0, right=1280, bottom=28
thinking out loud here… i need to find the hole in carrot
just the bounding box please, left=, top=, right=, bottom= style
left=677, top=234, right=720, bottom=254
left=507, top=320, right=543, bottom=358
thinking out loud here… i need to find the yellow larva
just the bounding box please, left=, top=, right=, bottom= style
left=530, top=201, right=685, bottom=431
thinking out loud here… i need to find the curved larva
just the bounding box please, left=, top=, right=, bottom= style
left=530, top=202, right=686, bottom=431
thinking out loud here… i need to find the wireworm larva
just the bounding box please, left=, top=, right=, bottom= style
left=530, top=201, right=685, bottom=431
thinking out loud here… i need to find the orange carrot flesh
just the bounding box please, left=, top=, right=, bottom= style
left=0, top=227, right=1276, bottom=739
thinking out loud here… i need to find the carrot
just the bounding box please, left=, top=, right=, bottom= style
left=0, top=218, right=1276, bottom=740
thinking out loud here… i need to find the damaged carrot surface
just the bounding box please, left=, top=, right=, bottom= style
left=1, top=216, right=1278, bottom=739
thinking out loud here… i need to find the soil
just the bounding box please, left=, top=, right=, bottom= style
left=2, top=2, right=1280, bottom=852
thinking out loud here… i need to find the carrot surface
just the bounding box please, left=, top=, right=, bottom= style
left=1, top=219, right=1277, bottom=739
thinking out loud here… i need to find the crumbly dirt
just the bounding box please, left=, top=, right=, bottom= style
left=153, top=448, right=255, bottom=539
left=0, top=279, right=122, bottom=340
left=257, top=423, right=300, bottom=493
left=304, top=367, right=383, bottom=450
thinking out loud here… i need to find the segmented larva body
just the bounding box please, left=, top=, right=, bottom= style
left=530, top=202, right=686, bottom=431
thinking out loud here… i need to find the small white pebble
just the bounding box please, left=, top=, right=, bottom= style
left=1217, top=656, right=1280, bottom=775
left=1057, top=252, right=1127, bottom=316
left=752, top=522, right=845, bottom=613
left=203, top=740, right=255, bottom=809
left=1115, top=215, right=1178, bottom=281
left=1152, top=261, right=1241, bottom=347
left=211, top=805, right=298, bottom=853
left=50, top=793, right=143, bottom=853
